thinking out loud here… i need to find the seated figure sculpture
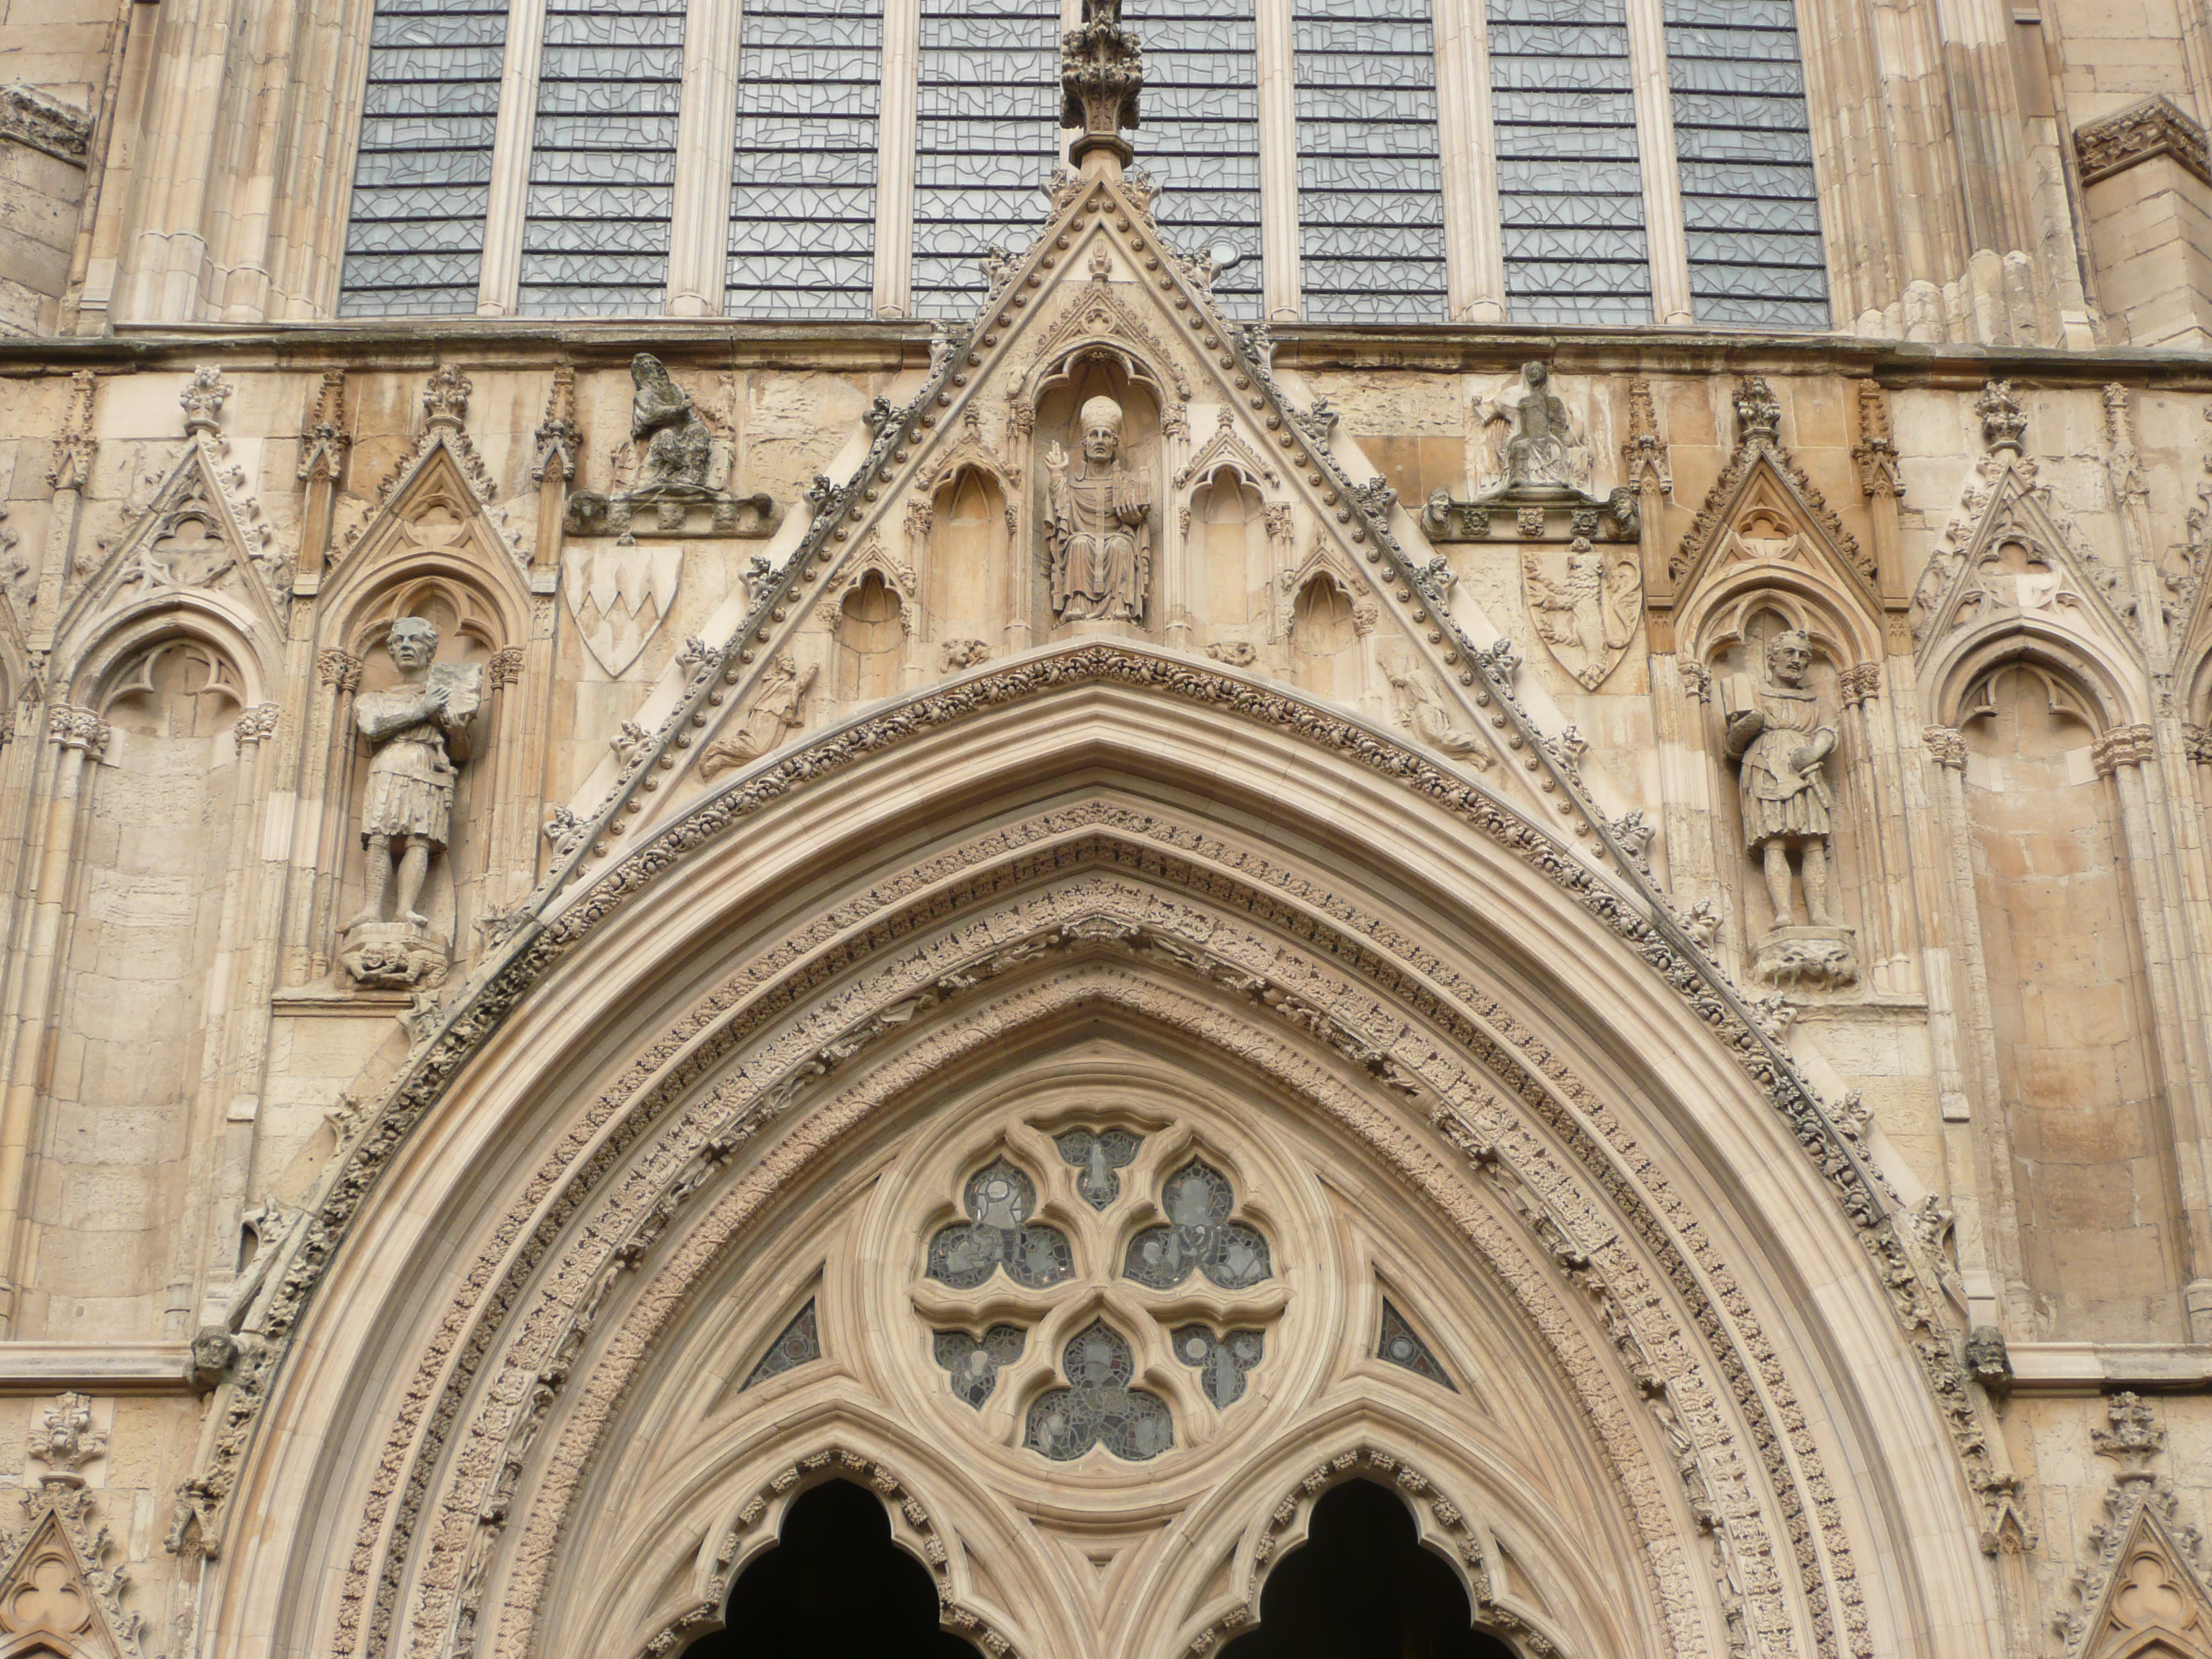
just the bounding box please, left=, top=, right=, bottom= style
left=1045, top=395, right=1153, bottom=624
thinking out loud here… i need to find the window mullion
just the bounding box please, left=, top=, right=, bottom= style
left=1624, top=0, right=1692, bottom=323
left=477, top=0, right=549, bottom=315
left=1437, top=0, right=1503, bottom=320
left=874, top=0, right=919, bottom=316
left=1254, top=0, right=1300, bottom=321
left=666, top=0, right=741, bottom=315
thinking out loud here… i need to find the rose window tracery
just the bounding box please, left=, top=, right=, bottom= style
left=920, top=1134, right=1280, bottom=1462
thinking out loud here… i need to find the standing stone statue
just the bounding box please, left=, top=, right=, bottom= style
left=1045, top=395, right=1153, bottom=624
left=343, top=616, right=481, bottom=987
left=1724, top=629, right=1858, bottom=987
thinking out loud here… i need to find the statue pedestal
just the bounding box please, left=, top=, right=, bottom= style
left=1753, top=925, right=1859, bottom=990
left=340, top=920, right=449, bottom=989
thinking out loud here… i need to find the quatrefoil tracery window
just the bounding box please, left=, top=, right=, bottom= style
left=919, top=1131, right=1280, bottom=1462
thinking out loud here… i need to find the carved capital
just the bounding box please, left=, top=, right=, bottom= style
left=1678, top=659, right=1713, bottom=703
left=2184, top=723, right=2212, bottom=765
left=487, top=646, right=526, bottom=691
left=2092, top=723, right=2158, bottom=776
left=2076, top=94, right=2212, bottom=189
left=316, top=649, right=364, bottom=693
left=46, top=704, right=105, bottom=757
left=1838, top=662, right=1881, bottom=708
left=232, top=703, right=279, bottom=752
left=1923, top=725, right=1966, bottom=769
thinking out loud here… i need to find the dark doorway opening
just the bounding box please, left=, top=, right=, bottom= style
left=1222, top=1478, right=1521, bottom=1659
left=683, top=1478, right=981, bottom=1659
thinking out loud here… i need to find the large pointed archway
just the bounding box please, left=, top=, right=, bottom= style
left=199, top=654, right=2000, bottom=1659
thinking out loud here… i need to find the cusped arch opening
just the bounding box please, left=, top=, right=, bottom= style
left=681, top=1479, right=980, bottom=1659
left=1226, top=1479, right=1519, bottom=1659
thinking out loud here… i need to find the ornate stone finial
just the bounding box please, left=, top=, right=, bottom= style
left=1621, top=376, right=1672, bottom=495
left=180, top=367, right=232, bottom=439
left=531, top=364, right=580, bottom=485
left=422, top=364, right=471, bottom=432
left=297, top=369, right=350, bottom=484
left=1852, top=381, right=1903, bottom=499
left=2103, top=383, right=2149, bottom=507
left=1061, top=0, right=1142, bottom=174
left=1977, top=380, right=2027, bottom=454
left=27, top=1393, right=106, bottom=1483
left=44, top=371, right=96, bottom=492
left=2092, top=1392, right=2165, bottom=1477
left=1734, top=377, right=1782, bottom=446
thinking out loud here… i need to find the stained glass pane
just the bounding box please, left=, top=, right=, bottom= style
left=1294, top=0, right=1447, bottom=323
left=1123, top=1159, right=1273, bottom=1290
left=338, top=0, right=509, bottom=316
left=1377, top=1298, right=1457, bottom=1390
left=912, top=0, right=1060, bottom=315
left=1025, top=1321, right=1175, bottom=1460
left=1053, top=1126, right=1143, bottom=1210
left=518, top=0, right=684, bottom=315
left=1125, top=0, right=1262, bottom=318
left=926, top=1159, right=1077, bottom=1289
left=1172, top=1325, right=1264, bottom=1407
left=1488, top=0, right=1653, bottom=323
left=1663, top=0, right=1828, bottom=328
left=934, top=1324, right=1027, bottom=1407
left=727, top=0, right=881, bottom=318
left=742, top=1299, right=822, bottom=1388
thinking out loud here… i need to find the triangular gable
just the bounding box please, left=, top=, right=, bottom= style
left=0, top=1485, right=143, bottom=1659
left=2062, top=1490, right=2212, bottom=1659
left=1908, top=450, right=2143, bottom=668
left=331, top=367, right=526, bottom=584
left=55, top=436, right=286, bottom=647
left=1671, top=378, right=1875, bottom=613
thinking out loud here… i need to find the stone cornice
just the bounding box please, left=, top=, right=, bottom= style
left=0, top=83, right=93, bottom=163
left=2076, top=94, right=2212, bottom=190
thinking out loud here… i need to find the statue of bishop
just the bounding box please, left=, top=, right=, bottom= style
left=1045, top=395, right=1153, bottom=624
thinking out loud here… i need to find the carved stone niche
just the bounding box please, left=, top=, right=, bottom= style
left=1034, top=349, right=1165, bottom=632
left=336, top=582, right=496, bottom=992
left=565, top=355, right=782, bottom=541
left=1710, top=604, right=1860, bottom=990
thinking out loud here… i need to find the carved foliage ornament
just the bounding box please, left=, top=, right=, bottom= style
left=2076, top=94, right=2212, bottom=189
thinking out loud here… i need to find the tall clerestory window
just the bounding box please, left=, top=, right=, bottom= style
left=727, top=0, right=884, bottom=318
left=338, top=0, right=510, bottom=317
left=911, top=0, right=1061, bottom=316
left=1124, top=0, right=1262, bottom=318
left=1292, top=0, right=1448, bottom=323
left=1663, top=0, right=1827, bottom=328
left=1486, top=0, right=1651, bottom=325
left=518, top=0, right=686, bottom=314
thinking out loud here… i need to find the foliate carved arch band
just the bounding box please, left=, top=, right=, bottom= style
left=327, top=809, right=1885, bottom=1659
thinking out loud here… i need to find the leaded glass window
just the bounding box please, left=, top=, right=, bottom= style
left=1053, top=1127, right=1143, bottom=1210
left=926, top=1159, right=1076, bottom=1288
left=1292, top=0, right=1448, bottom=323
left=1124, top=0, right=1262, bottom=318
left=338, top=0, right=508, bottom=317
left=1024, top=1321, right=1176, bottom=1460
left=1173, top=1325, right=1264, bottom=1407
left=1663, top=0, right=1827, bottom=328
left=935, top=1324, right=1028, bottom=1406
left=517, top=0, right=685, bottom=315
left=1377, top=1299, right=1456, bottom=1389
left=1488, top=0, right=1653, bottom=323
left=1123, top=1159, right=1272, bottom=1290
left=742, top=1298, right=822, bottom=1388
left=727, top=0, right=882, bottom=318
left=912, top=0, right=1060, bottom=315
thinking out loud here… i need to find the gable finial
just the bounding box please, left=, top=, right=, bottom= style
left=1062, top=0, right=1142, bottom=178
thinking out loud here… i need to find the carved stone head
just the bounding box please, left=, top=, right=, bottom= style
left=1765, top=629, right=1815, bottom=688
left=1080, top=395, right=1124, bottom=466
left=387, top=616, right=439, bottom=671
